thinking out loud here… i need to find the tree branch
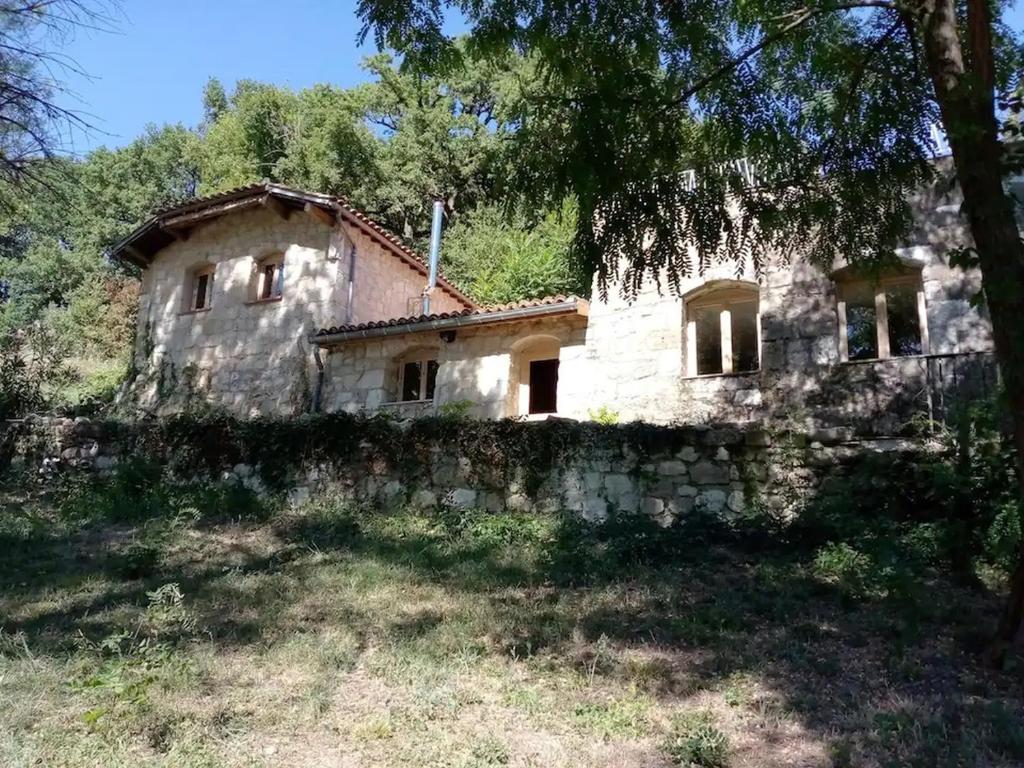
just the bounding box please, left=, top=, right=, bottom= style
left=677, top=1, right=902, bottom=103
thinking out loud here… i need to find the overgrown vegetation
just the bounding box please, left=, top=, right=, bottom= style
left=1, top=454, right=1022, bottom=767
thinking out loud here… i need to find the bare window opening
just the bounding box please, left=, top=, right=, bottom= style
left=254, top=255, right=284, bottom=301
left=886, top=284, right=923, bottom=356
left=528, top=359, right=559, bottom=414
left=844, top=284, right=878, bottom=361
left=399, top=353, right=439, bottom=402
left=837, top=276, right=928, bottom=362
left=188, top=266, right=214, bottom=311
left=694, top=307, right=723, bottom=375
left=686, top=285, right=760, bottom=376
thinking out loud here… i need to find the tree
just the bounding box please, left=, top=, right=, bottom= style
left=0, top=1, right=117, bottom=205
left=357, top=0, right=1024, bottom=663
left=352, top=47, right=525, bottom=240
left=442, top=200, right=583, bottom=304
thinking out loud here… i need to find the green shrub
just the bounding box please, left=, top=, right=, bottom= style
left=53, top=357, right=127, bottom=412
left=813, top=542, right=875, bottom=600
left=664, top=710, right=730, bottom=767
left=58, top=459, right=267, bottom=525
left=587, top=406, right=620, bottom=425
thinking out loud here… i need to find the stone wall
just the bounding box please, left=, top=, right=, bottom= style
left=320, top=315, right=591, bottom=418
left=1, top=414, right=932, bottom=526
left=314, top=181, right=996, bottom=432
left=128, top=207, right=469, bottom=418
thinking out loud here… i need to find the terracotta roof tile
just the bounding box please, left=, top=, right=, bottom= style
left=314, top=295, right=579, bottom=337
left=115, top=181, right=475, bottom=307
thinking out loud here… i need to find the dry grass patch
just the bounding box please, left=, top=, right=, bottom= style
left=0, top=477, right=1022, bottom=767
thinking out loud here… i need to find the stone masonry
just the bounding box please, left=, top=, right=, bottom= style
left=2, top=415, right=930, bottom=526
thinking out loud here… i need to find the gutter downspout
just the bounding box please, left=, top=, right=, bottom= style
left=345, top=242, right=356, bottom=324
left=311, top=346, right=325, bottom=413
left=422, top=200, right=444, bottom=315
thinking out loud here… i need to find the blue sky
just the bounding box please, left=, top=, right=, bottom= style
left=60, top=0, right=1024, bottom=154
left=59, top=0, right=467, bottom=153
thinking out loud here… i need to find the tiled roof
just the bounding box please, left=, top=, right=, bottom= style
left=112, top=181, right=475, bottom=308
left=311, top=295, right=588, bottom=344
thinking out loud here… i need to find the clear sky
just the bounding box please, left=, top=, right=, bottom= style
left=58, top=0, right=467, bottom=153
left=58, top=0, right=1024, bottom=155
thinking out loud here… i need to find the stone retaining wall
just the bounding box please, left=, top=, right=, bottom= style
left=1, top=415, right=930, bottom=526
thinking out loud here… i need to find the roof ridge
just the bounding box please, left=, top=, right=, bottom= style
left=117, top=182, right=477, bottom=307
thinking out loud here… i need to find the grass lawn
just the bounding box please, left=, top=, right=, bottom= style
left=1, top=474, right=1022, bottom=767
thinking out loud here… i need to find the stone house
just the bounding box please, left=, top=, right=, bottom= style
left=114, top=180, right=998, bottom=433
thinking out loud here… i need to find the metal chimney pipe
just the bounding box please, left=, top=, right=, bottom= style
left=423, top=200, right=444, bottom=315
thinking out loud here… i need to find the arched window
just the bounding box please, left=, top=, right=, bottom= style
left=512, top=336, right=561, bottom=416
left=251, top=253, right=285, bottom=302
left=186, top=264, right=215, bottom=312
left=685, top=281, right=760, bottom=376
left=835, top=268, right=929, bottom=361
left=398, top=349, right=439, bottom=402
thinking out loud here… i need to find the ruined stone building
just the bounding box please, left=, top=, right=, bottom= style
left=113, top=181, right=997, bottom=434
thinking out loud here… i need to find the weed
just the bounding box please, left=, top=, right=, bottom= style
left=574, top=695, right=651, bottom=740
left=664, top=710, right=730, bottom=767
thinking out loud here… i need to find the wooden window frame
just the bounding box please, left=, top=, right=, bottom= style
left=251, top=254, right=285, bottom=303
left=397, top=350, right=440, bottom=402
left=187, top=265, right=215, bottom=312
left=514, top=338, right=561, bottom=417
left=836, top=275, right=930, bottom=363
left=685, top=287, right=761, bottom=377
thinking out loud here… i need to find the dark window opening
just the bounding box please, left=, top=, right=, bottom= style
left=528, top=358, right=559, bottom=414
left=886, top=285, right=922, bottom=357
left=260, top=262, right=282, bottom=300
left=845, top=290, right=878, bottom=361
left=731, top=301, right=759, bottom=373
left=694, top=307, right=723, bottom=375
left=194, top=273, right=209, bottom=310
left=425, top=360, right=439, bottom=400
left=401, top=361, right=421, bottom=401
left=400, top=358, right=439, bottom=402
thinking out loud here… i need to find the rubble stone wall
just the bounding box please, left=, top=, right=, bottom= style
left=2, top=415, right=931, bottom=525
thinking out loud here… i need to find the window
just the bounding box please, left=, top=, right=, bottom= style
left=188, top=266, right=214, bottom=311
left=399, top=351, right=439, bottom=401
left=512, top=336, right=561, bottom=416
left=253, top=255, right=284, bottom=301
left=837, top=276, right=929, bottom=361
left=528, top=358, right=559, bottom=414
left=685, top=284, right=760, bottom=376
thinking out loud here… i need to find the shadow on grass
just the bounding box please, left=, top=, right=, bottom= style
left=1, top=472, right=1023, bottom=766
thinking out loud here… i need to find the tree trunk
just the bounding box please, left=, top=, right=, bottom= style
left=921, top=0, right=1024, bottom=667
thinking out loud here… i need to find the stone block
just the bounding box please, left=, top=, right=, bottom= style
left=677, top=484, right=698, bottom=497
left=657, top=460, right=689, bottom=477
left=410, top=489, right=437, bottom=510
left=676, top=446, right=699, bottom=462
left=604, top=474, right=634, bottom=496
left=695, top=489, right=727, bottom=515
left=380, top=480, right=406, bottom=509
left=448, top=488, right=478, bottom=510
left=690, top=461, right=730, bottom=485
left=507, top=493, right=533, bottom=513
left=727, top=490, right=746, bottom=514
left=582, top=496, right=608, bottom=523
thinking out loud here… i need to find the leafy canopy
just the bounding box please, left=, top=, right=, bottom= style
left=357, top=0, right=1023, bottom=296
